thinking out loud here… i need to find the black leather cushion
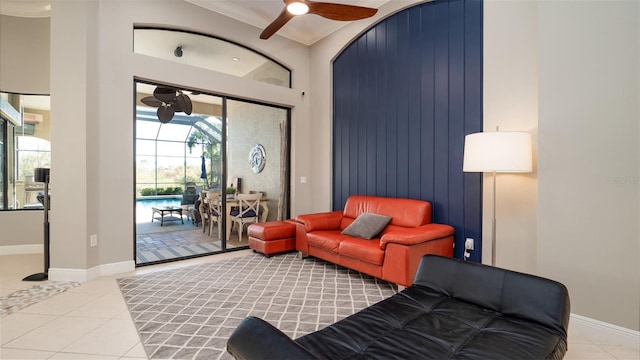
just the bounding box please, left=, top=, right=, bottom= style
left=413, top=255, right=571, bottom=336
left=296, top=285, right=568, bottom=360
left=294, top=256, right=569, bottom=360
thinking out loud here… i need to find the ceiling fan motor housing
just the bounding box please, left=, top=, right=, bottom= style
left=141, top=86, right=193, bottom=123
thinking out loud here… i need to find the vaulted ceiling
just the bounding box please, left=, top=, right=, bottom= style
left=0, top=0, right=389, bottom=45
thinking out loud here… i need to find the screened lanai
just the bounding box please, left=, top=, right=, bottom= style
left=133, top=81, right=291, bottom=266
left=135, top=107, right=222, bottom=196
left=134, top=88, right=228, bottom=266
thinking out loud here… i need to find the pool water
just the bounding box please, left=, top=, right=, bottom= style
left=136, top=198, right=182, bottom=223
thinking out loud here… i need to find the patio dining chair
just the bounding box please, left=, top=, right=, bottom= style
left=181, top=186, right=199, bottom=222
left=208, top=195, right=223, bottom=238
left=198, top=197, right=210, bottom=235
left=229, top=192, right=262, bottom=242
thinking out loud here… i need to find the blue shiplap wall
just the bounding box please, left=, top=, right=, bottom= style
left=332, top=0, right=483, bottom=261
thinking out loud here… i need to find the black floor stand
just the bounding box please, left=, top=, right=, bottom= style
left=22, top=222, right=49, bottom=281
left=23, top=170, right=50, bottom=282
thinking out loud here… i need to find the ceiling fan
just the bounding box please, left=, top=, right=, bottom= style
left=141, top=86, right=193, bottom=123
left=260, top=0, right=378, bottom=40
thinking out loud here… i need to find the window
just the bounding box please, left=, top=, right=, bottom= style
left=134, top=28, right=291, bottom=88
left=17, top=136, right=51, bottom=182
left=0, top=93, right=49, bottom=210
left=134, top=100, right=224, bottom=196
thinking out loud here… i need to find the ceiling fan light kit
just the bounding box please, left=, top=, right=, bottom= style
left=287, top=2, right=309, bottom=15
left=260, top=0, right=378, bottom=40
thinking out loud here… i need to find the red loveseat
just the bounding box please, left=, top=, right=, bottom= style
left=295, top=195, right=455, bottom=286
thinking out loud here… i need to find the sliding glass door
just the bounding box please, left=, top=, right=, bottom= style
left=224, top=100, right=289, bottom=246
left=134, top=80, right=290, bottom=265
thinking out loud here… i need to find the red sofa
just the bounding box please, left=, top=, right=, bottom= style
left=295, top=195, right=455, bottom=286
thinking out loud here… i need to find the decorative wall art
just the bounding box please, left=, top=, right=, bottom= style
left=249, top=144, right=266, bottom=174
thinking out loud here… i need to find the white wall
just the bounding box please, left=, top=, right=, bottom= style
left=49, top=0, right=92, bottom=271
left=0, top=211, right=43, bottom=253
left=227, top=101, right=286, bottom=221
left=47, top=0, right=311, bottom=279
left=537, top=0, right=639, bottom=332
left=0, top=15, right=49, bottom=94
left=483, top=1, right=538, bottom=272
left=0, top=16, right=50, bottom=250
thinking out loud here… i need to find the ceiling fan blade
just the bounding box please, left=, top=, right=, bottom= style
left=153, top=86, right=177, bottom=102
left=176, top=93, right=193, bottom=115
left=260, top=7, right=295, bottom=39
left=308, top=2, right=377, bottom=21
left=157, top=106, right=175, bottom=123
left=141, top=96, right=162, bottom=107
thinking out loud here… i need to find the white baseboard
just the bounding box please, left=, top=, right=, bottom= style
left=570, top=313, right=640, bottom=350
left=48, top=260, right=135, bottom=283
left=0, top=244, right=43, bottom=255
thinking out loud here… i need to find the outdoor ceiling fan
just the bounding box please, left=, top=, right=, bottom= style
left=260, top=0, right=378, bottom=40
left=140, top=86, right=193, bottom=123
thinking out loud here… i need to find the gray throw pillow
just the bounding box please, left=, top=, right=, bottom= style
left=341, top=213, right=392, bottom=240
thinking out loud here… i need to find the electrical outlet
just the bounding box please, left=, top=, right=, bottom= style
left=465, top=238, right=474, bottom=251
left=90, top=234, right=98, bottom=247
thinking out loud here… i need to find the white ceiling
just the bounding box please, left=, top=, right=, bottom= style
left=0, top=0, right=50, bottom=18
left=2, top=0, right=390, bottom=109
left=0, top=0, right=388, bottom=45
left=185, top=0, right=388, bottom=45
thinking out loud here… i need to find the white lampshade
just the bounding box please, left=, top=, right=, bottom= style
left=463, top=132, right=532, bottom=173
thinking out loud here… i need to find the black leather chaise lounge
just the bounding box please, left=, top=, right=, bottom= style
left=227, top=254, right=570, bottom=360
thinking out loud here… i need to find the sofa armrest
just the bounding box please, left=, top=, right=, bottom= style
left=227, top=316, right=319, bottom=360
left=295, top=211, right=343, bottom=232
left=380, top=224, right=454, bottom=249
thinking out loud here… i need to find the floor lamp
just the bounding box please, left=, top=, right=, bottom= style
left=23, top=167, right=50, bottom=281
left=463, top=131, right=532, bottom=266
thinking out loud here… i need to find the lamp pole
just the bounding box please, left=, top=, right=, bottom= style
left=492, top=126, right=499, bottom=266
left=491, top=170, right=497, bottom=266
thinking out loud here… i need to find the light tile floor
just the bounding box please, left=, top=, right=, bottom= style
left=1, top=252, right=638, bottom=360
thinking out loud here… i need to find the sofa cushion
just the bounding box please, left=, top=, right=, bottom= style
left=343, top=195, right=431, bottom=228
left=307, top=231, right=347, bottom=253
left=341, top=213, right=391, bottom=239
left=339, top=237, right=385, bottom=265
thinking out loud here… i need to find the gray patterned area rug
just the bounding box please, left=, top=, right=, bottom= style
left=118, top=253, right=397, bottom=360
